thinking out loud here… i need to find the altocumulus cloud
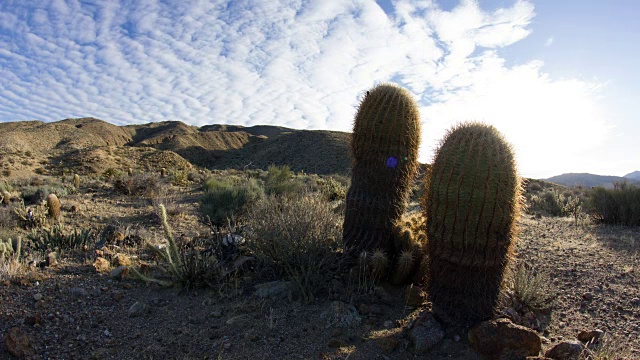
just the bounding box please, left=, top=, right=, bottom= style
left=0, top=0, right=608, bottom=176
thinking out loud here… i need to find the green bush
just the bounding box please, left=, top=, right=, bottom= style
left=528, top=189, right=566, bottom=216
left=588, top=183, right=640, bottom=226
left=20, top=184, right=68, bottom=205
left=201, top=176, right=264, bottom=225
left=245, top=194, right=342, bottom=303
left=264, top=165, right=304, bottom=197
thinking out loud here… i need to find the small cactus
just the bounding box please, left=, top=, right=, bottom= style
left=73, top=174, right=80, bottom=190
left=1, top=190, right=10, bottom=205
left=46, top=193, right=61, bottom=221
left=0, top=237, right=21, bottom=260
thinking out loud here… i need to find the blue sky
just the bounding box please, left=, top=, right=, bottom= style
left=0, top=0, right=637, bottom=179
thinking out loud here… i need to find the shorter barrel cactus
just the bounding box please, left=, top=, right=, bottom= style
left=425, top=122, right=522, bottom=324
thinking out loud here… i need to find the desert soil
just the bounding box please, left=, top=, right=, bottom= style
left=1, top=185, right=639, bottom=359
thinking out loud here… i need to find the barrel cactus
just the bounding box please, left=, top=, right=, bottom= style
left=73, top=174, right=80, bottom=190
left=343, top=83, right=421, bottom=264
left=425, top=122, right=522, bottom=323
left=46, top=193, right=61, bottom=221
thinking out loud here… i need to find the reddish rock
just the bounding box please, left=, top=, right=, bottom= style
left=5, top=327, right=33, bottom=357
left=577, top=329, right=604, bottom=343
left=469, top=318, right=541, bottom=359
left=544, top=340, right=583, bottom=360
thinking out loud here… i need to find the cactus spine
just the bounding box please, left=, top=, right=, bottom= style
left=343, top=83, right=421, bottom=266
left=425, top=122, right=521, bottom=323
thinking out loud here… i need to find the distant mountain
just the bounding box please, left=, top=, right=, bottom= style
left=624, top=171, right=640, bottom=180
left=0, top=117, right=353, bottom=176
left=546, top=173, right=640, bottom=188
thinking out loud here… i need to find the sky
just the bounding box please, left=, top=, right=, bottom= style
left=0, top=0, right=638, bottom=179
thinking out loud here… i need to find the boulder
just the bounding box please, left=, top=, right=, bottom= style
left=469, top=318, right=541, bottom=359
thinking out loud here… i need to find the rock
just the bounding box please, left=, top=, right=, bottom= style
left=46, top=252, right=58, bottom=266
left=93, top=257, right=111, bottom=273
left=577, top=329, right=604, bottom=343
left=210, top=309, right=223, bottom=318
left=503, top=307, right=522, bottom=324
left=33, top=293, right=43, bottom=302
left=70, top=287, right=88, bottom=297
left=254, top=280, right=292, bottom=299
left=404, top=285, right=427, bottom=308
left=24, top=313, right=42, bottom=326
left=469, top=318, right=541, bottom=359
left=408, top=313, right=444, bottom=354
left=5, top=327, right=33, bottom=357
left=320, top=301, right=362, bottom=328
left=582, top=292, right=593, bottom=301
left=225, top=314, right=249, bottom=325
left=109, top=266, right=129, bottom=280
left=327, top=338, right=348, bottom=348
left=544, top=340, right=584, bottom=360
left=128, top=301, right=149, bottom=317
left=112, top=253, right=132, bottom=267
left=375, top=335, right=400, bottom=354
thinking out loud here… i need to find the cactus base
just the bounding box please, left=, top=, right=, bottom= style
left=427, top=256, right=507, bottom=324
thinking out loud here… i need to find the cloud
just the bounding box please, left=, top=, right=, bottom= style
left=0, top=0, right=609, bottom=177
left=545, top=36, right=553, bottom=47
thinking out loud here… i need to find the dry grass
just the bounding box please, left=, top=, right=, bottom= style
left=506, top=261, right=555, bottom=311
left=580, top=334, right=633, bottom=360
left=245, top=194, right=343, bottom=303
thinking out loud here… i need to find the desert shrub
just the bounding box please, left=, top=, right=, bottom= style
left=588, top=184, right=640, bottom=226
left=506, top=262, right=554, bottom=311
left=113, top=173, right=165, bottom=198
left=1, top=170, right=11, bottom=177
left=264, top=165, right=304, bottom=197
left=131, top=205, right=224, bottom=288
left=169, top=170, right=189, bottom=187
left=245, top=194, right=343, bottom=303
left=20, top=183, right=68, bottom=205
left=528, top=189, right=566, bottom=216
left=102, top=167, right=122, bottom=180
left=201, top=176, right=264, bottom=226
left=27, top=224, right=95, bottom=253
left=318, top=176, right=348, bottom=201
left=528, top=182, right=543, bottom=193
left=0, top=206, right=17, bottom=229
left=580, top=333, right=633, bottom=360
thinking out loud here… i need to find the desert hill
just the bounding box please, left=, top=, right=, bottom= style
left=625, top=170, right=640, bottom=180
left=546, top=172, right=640, bottom=188
left=0, top=117, right=352, bottom=176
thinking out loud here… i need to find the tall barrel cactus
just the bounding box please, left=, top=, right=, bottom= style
left=343, top=83, right=421, bottom=261
left=425, top=122, right=521, bottom=323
